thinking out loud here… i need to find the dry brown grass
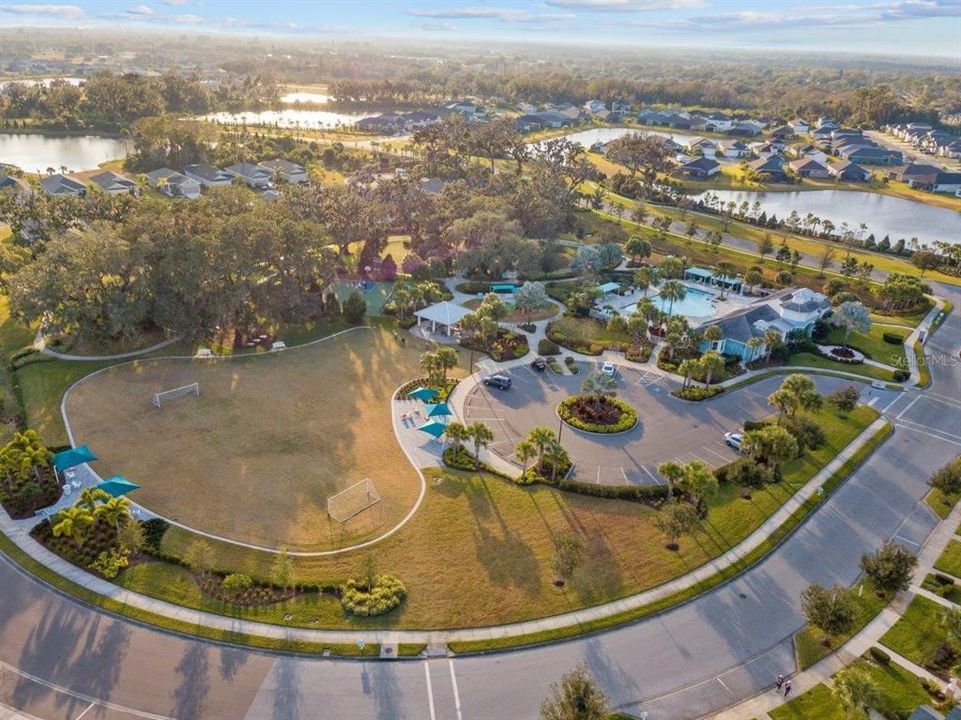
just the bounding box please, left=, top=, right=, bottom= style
left=65, top=325, right=467, bottom=551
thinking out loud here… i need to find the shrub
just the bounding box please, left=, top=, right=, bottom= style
left=397, top=316, right=417, bottom=329
left=782, top=415, right=826, bottom=455
left=624, top=345, right=651, bottom=363
left=931, top=641, right=957, bottom=669
left=557, top=478, right=668, bottom=505
left=893, top=370, right=909, bottom=382
left=558, top=396, right=637, bottom=433
left=719, top=457, right=773, bottom=488
left=564, top=356, right=579, bottom=373
left=547, top=357, right=563, bottom=374
left=340, top=574, right=407, bottom=616
left=88, top=547, right=130, bottom=579
left=743, top=419, right=769, bottom=432
left=538, top=338, right=561, bottom=355
left=883, top=332, right=906, bottom=344
left=221, top=573, right=253, bottom=598
left=141, top=518, right=170, bottom=551
left=672, top=386, right=724, bottom=401
left=869, top=646, right=891, bottom=665
left=343, top=292, right=367, bottom=324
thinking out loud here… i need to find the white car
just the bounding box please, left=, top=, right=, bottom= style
left=601, top=361, right=617, bottom=376
left=724, top=432, right=744, bottom=451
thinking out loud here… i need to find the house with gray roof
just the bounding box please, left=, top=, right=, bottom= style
left=788, top=158, right=831, bottom=179
left=259, top=159, right=308, bottom=185
left=183, top=163, right=232, bottom=188
left=39, top=173, right=86, bottom=197
left=828, top=160, right=870, bottom=182
left=698, top=288, right=830, bottom=362
left=89, top=170, right=138, bottom=195
left=224, top=162, right=272, bottom=189
left=672, top=157, right=720, bottom=179
left=749, top=155, right=788, bottom=182
left=146, top=168, right=201, bottom=199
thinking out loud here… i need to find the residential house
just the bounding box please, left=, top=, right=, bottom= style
left=729, top=120, right=765, bottom=136
left=356, top=114, right=404, bottom=133
left=816, top=116, right=838, bottom=130
left=748, top=141, right=778, bottom=157
left=892, top=162, right=941, bottom=188
left=611, top=100, right=632, bottom=117
left=531, top=111, right=573, bottom=129
left=828, top=160, right=871, bottom=182
left=516, top=102, right=538, bottom=115
left=685, top=137, right=717, bottom=155
left=584, top=99, right=607, bottom=114
left=183, top=163, right=232, bottom=188
left=836, top=144, right=902, bottom=165
left=672, top=157, right=721, bottom=179
left=594, top=109, right=612, bottom=122
left=0, top=174, right=31, bottom=196
left=224, top=162, right=273, bottom=189
left=769, top=125, right=794, bottom=140
left=811, top=126, right=836, bottom=142
left=88, top=170, right=138, bottom=195
left=906, top=705, right=961, bottom=720
left=704, top=112, right=733, bottom=132
left=515, top=114, right=543, bottom=133
left=791, top=144, right=829, bottom=165
left=788, top=158, right=831, bottom=179
left=933, top=171, right=961, bottom=194
left=749, top=156, right=788, bottom=182
left=789, top=118, right=810, bottom=135
left=39, top=173, right=86, bottom=197
left=718, top=140, right=749, bottom=159
left=698, top=288, right=831, bottom=362
left=146, top=168, right=201, bottom=199
left=259, top=158, right=308, bottom=185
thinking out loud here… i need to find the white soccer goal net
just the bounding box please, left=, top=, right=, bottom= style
left=152, top=382, right=200, bottom=408
left=327, top=478, right=381, bottom=523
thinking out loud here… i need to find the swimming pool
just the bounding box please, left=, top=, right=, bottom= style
left=622, top=285, right=719, bottom=319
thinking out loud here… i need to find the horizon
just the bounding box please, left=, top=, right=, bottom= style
left=0, top=0, right=959, bottom=59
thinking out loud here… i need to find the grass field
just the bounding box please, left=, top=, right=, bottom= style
left=64, top=324, right=468, bottom=551
left=925, top=487, right=959, bottom=519
left=127, top=405, right=878, bottom=631
left=880, top=595, right=950, bottom=677
left=787, top=353, right=897, bottom=382
left=934, top=540, right=961, bottom=579
left=824, top=325, right=908, bottom=368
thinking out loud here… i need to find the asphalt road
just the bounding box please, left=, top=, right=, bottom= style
left=0, top=284, right=958, bottom=720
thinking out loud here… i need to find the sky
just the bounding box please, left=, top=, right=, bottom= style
left=0, top=0, right=959, bottom=58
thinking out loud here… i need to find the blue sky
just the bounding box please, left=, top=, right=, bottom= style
left=1, top=0, right=959, bottom=57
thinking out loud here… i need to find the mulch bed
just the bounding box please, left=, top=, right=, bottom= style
left=564, top=396, right=623, bottom=425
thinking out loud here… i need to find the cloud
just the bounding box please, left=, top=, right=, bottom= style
left=545, top=0, right=707, bottom=10
left=171, top=12, right=202, bottom=23
left=419, top=20, right=458, bottom=31
left=0, top=3, right=83, bottom=17
left=406, top=6, right=573, bottom=23
left=161, top=0, right=188, bottom=4
left=127, top=4, right=154, bottom=16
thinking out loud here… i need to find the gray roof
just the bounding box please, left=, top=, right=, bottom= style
left=259, top=159, right=304, bottom=174
left=705, top=304, right=780, bottom=344
left=909, top=706, right=944, bottom=720
left=779, top=289, right=830, bottom=313
left=39, top=173, right=85, bottom=195
left=89, top=170, right=136, bottom=191
left=225, top=162, right=271, bottom=179
left=679, top=157, right=720, bottom=171
left=749, top=156, right=785, bottom=173
left=184, top=164, right=229, bottom=182
left=830, top=160, right=868, bottom=176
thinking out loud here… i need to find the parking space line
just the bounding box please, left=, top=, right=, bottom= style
left=925, top=390, right=961, bottom=406
left=893, top=535, right=921, bottom=548
left=424, top=663, right=437, bottom=720
left=621, top=467, right=630, bottom=484
left=896, top=420, right=961, bottom=445
left=641, top=466, right=663, bottom=485
left=881, top=393, right=905, bottom=414
left=74, top=703, right=97, bottom=720
left=921, top=395, right=961, bottom=411
left=703, top=446, right=731, bottom=462
left=687, top=452, right=714, bottom=467
left=897, top=416, right=961, bottom=439
left=896, top=394, right=922, bottom=419
left=449, top=660, right=463, bottom=720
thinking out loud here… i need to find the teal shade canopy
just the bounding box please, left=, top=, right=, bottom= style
left=96, top=476, right=141, bottom=497
left=409, top=386, right=439, bottom=401
left=418, top=421, right=447, bottom=438
left=427, top=402, right=451, bottom=418
left=53, top=445, right=97, bottom=471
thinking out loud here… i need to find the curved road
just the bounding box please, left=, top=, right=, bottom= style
left=1, top=284, right=959, bottom=720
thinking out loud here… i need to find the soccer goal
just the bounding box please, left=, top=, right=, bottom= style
left=327, top=478, right=381, bottom=523
left=152, top=382, right=200, bottom=408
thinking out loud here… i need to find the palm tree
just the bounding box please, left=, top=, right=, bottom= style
left=580, top=371, right=618, bottom=414
left=77, top=487, right=109, bottom=513
left=444, top=421, right=469, bottom=451
left=95, top=496, right=132, bottom=530
left=467, top=422, right=494, bottom=469
left=713, top=261, right=738, bottom=300
left=542, top=441, right=570, bottom=483
left=52, top=506, right=94, bottom=547
left=703, top=324, right=723, bottom=349
left=657, top=460, right=685, bottom=501
left=435, top=347, right=458, bottom=382
left=700, top=351, right=725, bottom=385
left=514, top=439, right=538, bottom=475
left=527, top=427, right=557, bottom=475
left=746, top=336, right=764, bottom=363
left=677, top=358, right=700, bottom=389
left=658, top=280, right=686, bottom=317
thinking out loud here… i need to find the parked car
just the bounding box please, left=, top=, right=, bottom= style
left=601, top=361, right=617, bottom=376
left=530, top=357, right=547, bottom=372
left=724, top=432, right=743, bottom=451
left=483, top=374, right=512, bottom=390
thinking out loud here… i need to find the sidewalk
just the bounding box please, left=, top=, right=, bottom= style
left=0, top=416, right=891, bottom=650
left=713, top=486, right=961, bottom=719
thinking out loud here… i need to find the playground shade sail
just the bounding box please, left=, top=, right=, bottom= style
left=96, top=475, right=141, bottom=497
left=409, top=386, right=439, bottom=401
left=418, top=421, right=447, bottom=438
left=427, top=402, right=451, bottom=418
left=53, top=445, right=97, bottom=471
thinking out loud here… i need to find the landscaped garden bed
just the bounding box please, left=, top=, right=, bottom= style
left=0, top=430, right=60, bottom=519
left=396, top=377, right=459, bottom=402
left=546, top=316, right=628, bottom=355
left=459, top=328, right=529, bottom=361
left=558, top=395, right=637, bottom=434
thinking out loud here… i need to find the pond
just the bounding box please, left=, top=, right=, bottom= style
left=690, top=189, right=961, bottom=247
left=200, top=108, right=368, bottom=129
left=0, top=132, right=128, bottom=173
left=561, top=126, right=698, bottom=149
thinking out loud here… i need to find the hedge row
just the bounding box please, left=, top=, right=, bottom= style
left=557, top=478, right=669, bottom=505
left=672, top=385, right=725, bottom=401
left=558, top=396, right=638, bottom=434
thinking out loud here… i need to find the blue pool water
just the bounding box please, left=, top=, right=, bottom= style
left=622, top=285, right=719, bottom=319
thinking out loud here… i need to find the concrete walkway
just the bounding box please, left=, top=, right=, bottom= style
left=0, top=415, right=891, bottom=649
left=714, top=486, right=961, bottom=719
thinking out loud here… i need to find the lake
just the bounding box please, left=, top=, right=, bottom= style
left=690, top=189, right=961, bottom=247
left=0, top=133, right=128, bottom=173
left=561, top=126, right=698, bottom=149
left=200, top=108, right=368, bottom=129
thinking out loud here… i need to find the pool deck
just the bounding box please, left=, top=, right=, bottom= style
left=602, top=281, right=753, bottom=325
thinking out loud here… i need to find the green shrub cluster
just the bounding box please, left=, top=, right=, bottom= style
left=672, top=385, right=725, bottom=401
left=564, top=356, right=579, bottom=373
left=547, top=357, right=563, bottom=374
left=538, top=338, right=560, bottom=355
left=882, top=332, right=906, bottom=345
left=557, top=478, right=668, bottom=505
left=340, top=575, right=407, bottom=617
left=624, top=345, right=652, bottom=363
left=89, top=547, right=130, bottom=579
left=558, top=396, right=637, bottom=433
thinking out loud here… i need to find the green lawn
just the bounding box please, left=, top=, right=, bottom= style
left=934, top=541, right=961, bottom=579
left=922, top=573, right=961, bottom=605
left=870, top=300, right=934, bottom=329
left=794, top=578, right=891, bottom=670
left=925, top=487, right=959, bottom=520
left=788, top=352, right=897, bottom=383
left=824, top=325, right=908, bottom=368
left=915, top=339, right=931, bottom=388
left=880, top=595, right=952, bottom=678
left=770, top=655, right=932, bottom=720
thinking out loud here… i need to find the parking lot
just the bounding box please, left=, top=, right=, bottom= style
left=464, top=359, right=863, bottom=485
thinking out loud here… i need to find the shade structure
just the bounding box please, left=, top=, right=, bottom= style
left=96, top=475, right=141, bottom=497
left=427, top=402, right=451, bottom=418
left=408, top=386, right=439, bottom=402
left=53, top=445, right=97, bottom=472
left=418, top=421, right=447, bottom=439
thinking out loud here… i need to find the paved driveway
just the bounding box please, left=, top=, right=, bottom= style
left=464, top=360, right=866, bottom=485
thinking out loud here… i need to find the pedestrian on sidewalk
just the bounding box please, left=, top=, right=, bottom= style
left=783, top=680, right=792, bottom=699
left=775, top=674, right=784, bottom=690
